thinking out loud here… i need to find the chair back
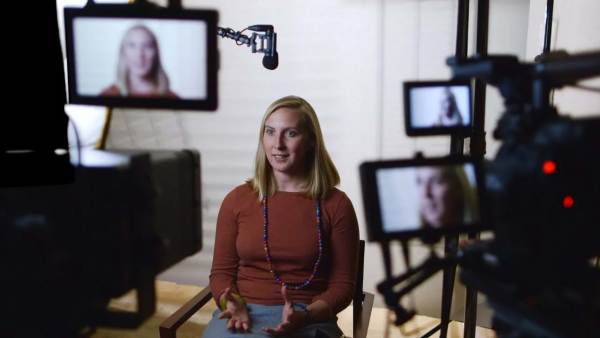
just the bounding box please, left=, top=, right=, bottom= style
left=353, top=239, right=372, bottom=337
left=353, top=240, right=366, bottom=312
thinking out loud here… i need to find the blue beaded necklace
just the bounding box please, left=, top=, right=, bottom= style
left=262, top=196, right=323, bottom=290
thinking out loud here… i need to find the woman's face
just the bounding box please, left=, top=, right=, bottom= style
left=440, top=95, right=452, bottom=116
left=122, top=28, right=157, bottom=79
left=416, top=167, right=460, bottom=228
left=262, top=107, right=312, bottom=179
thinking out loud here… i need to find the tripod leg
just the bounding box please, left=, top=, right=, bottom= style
left=463, top=232, right=480, bottom=338
left=440, top=235, right=458, bottom=338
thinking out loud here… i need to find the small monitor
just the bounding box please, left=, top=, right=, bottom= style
left=404, top=80, right=472, bottom=136
left=64, top=4, right=218, bottom=110
left=360, top=157, right=485, bottom=241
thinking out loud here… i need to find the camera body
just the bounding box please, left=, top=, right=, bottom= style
left=452, top=53, right=600, bottom=338
left=1, top=149, right=202, bottom=337
left=449, top=53, right=600, bottom=261
left=488, top=114, right=600, bottom=262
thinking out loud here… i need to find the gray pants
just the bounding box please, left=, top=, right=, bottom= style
left=201, top=304, right=344, bottom=338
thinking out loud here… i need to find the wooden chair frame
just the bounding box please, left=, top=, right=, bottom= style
left=159, top=240, right=374, bottom=338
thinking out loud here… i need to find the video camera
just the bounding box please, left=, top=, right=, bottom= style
left=453, top=51, right=600, bottom=338
left=1, top=149, right=202, bottom=337
left=360, top=51, right=600, bottom=338
left=3, top=0, right=283, bottom=336
left=1, top=1, right=209, bottom=337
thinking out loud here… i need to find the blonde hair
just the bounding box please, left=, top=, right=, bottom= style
left=248, top=95, right=340, bottom=200
left=116, top=24, right=170, bottom=95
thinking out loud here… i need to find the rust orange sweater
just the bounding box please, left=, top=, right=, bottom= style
left=209, top=184, right=359, bottom=315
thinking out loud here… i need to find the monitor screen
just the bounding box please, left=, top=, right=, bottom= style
left=404, top=80, right=472, bottom=136
left=360, top=157, right=485, bottom=241
left=64, top=5, right=218, bottom=110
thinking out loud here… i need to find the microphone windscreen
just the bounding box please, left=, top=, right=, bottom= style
left=262, top=52, right=279, bottom=70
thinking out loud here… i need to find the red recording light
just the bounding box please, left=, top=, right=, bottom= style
left=563, top=195, right=575, bottom=208
left=542, top=160, right=557, bottom=174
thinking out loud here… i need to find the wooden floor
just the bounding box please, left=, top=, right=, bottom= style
left=337, top=307, right=495, bottom=338
left=90, top=281, right=496, bottom=338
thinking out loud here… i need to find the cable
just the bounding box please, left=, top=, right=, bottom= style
left=236, top=27, right=249, bottom=46
left=217, top=27, right=252, bottom=46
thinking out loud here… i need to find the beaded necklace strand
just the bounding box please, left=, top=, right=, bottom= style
left=262, top=196, right=323, bottom=290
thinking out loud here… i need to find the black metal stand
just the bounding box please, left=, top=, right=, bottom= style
left=462, top=1, right=489, bottom=338
left=463, top=233, right=480, bottom=338
left=543, top=0, right=555, bottom=54
left=437, top=1, right=472, bottom=337
left=439, top=236, right=459, bottom=338
left=470, top=0, right=489, bottom=160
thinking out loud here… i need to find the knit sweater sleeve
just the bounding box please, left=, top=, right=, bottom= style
left=209, top=187, right=241, bottom=304
left=312, top=191, right=360, bottom=315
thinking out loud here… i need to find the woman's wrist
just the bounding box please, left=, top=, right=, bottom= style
left=219, top=291, right=246, bottom=311
left=231, top=293, right=246, bottom=306
left=219, top=294, right=228, bottom=311
left=301, top=307, right=311, bottom=325
left=294, top=305, right=311, bottom=325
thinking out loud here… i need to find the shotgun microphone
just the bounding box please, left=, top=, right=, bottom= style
left=262, top=31, right=278, bottom=70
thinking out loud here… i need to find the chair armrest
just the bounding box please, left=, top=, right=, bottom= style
left=159, top=287, right=213, bottom=338
left=353, top=291, right=374, bottom=338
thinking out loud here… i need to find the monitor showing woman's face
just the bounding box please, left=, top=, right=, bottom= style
left=64, top=7, right=218, bottom=110
left=371, top=162, right=479, bottom=235
left=403, top=81, right=471, bottom=135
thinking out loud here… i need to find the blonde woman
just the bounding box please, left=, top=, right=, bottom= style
left=416, top=165, right=478, bottom=229
left=435, top=88, right=463, bottom=126
left=204, top=96, right=359, bottom=338
left=101, top=24, right=178, bottom=98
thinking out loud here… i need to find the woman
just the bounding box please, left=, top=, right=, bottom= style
left=204, top=96, right=359, bottom=338
left=100, top=24, right=178, bottom=98
left=435, top=88, right=463, bottom=126
left=416, top=165, right=477, bottom=229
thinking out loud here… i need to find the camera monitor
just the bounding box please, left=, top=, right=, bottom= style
left=64, top=5, right=218, bottom=110
left=404, top=80, right=472, bottom=136
left=360, top=157, right=484, bottom=241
